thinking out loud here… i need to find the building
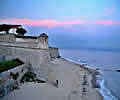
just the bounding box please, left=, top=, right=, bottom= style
left=0, top=24, right=59, bottom=65
left=0, top=33, right=48, bottom=49
left=0, top=24, right=60, bottom=82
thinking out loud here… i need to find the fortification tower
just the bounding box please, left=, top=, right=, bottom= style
left=37, top=33, right=48, bottom=49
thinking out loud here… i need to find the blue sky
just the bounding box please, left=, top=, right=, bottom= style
left=0, top=0, right=120, bottom=50
left=0, top=0, right=120, bottom=20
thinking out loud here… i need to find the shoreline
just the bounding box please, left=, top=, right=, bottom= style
left=63, top=57, right=120, bottom=100
left=60, top=57, right=104, bottom=100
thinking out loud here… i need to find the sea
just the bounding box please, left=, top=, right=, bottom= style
left=59, top=49, right=120, bottom=100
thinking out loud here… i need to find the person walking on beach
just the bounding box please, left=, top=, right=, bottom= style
left=56, top=80, right=59, bottom=88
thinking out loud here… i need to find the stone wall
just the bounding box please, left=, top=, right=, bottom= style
left=16, top=38, right=37, bottom=42
left=0, top=33, right=49, bottom=49
left=0, top=45, right=50, bottom=65
left=0, top=32, right=60, bottom=81
left=0, top=46, right=13, bottom=56
left=37, top=35, right=48, bottom=49
left=0, top=56, right=6, bottom=62
left=0, top=42, right=48, bottom=49
left=0, top=64, right=28, bottom=98
left=0, top=34, right=16, bottom=42
left=0, top=46, right=60, bottom=64
left=0, top=45, right=60, bottom=80
left=49, top=47, right=60, bottom=58
left=0, top=45, right=51, bottom=80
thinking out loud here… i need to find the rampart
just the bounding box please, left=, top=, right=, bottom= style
left=49, top=47, right=60, bottom=58
left=0, top=34, right=16, bottom=42
left=0, top=33, right=60, bottom=80
left=0, top=33, right=48, bottom=49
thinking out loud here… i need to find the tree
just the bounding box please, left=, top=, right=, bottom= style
left=0, top=24, right=11, bottom=34
left=16, top=28, right=27, bottom=35
left=0, top=24, right=22, bottom=34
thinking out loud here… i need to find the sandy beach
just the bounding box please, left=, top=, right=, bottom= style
left=2, top=58, right=103, bottom=100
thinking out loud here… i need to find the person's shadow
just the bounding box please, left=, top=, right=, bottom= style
left=53, top=80, right=59, bottom=88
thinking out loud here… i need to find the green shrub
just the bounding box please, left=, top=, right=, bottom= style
left=20, top=72, right=36, bottom=83
left=0, top=58, right=24, bottom=73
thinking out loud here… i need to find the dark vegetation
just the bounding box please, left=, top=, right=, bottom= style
left=0, top=58, right=24, bottom=73
left=0, top=24, right=21, bottom=34
left=20, top=72, right=36, bottom=83
left=20, top=71, right=46, bottom=83
left=16, top=28, right=27, bottom=35
left=10, top=72, right=19, bottom=80
left=0, top=24, right=27, bottom=35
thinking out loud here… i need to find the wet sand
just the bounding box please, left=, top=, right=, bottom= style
left=2, top=58, right=103, bottom=100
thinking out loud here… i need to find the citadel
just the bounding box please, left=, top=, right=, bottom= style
left=0, top=24, right=59, bottom=79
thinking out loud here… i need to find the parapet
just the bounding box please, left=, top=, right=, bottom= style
left=0, top=34, right=16, bottom=42
left=37, top=33, right=48, bottom=49
left=0, top=24, right=49, bottom=49
left=49, top=47, right=60, bottom=58
left=0, top=33, right=49, bottom=49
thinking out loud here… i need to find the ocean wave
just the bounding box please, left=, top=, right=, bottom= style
left=99, top=79, right=118, bottom=100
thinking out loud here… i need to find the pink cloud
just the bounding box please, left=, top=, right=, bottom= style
left=0, top=19, right=86, bottom=28
left=0, top=19, right=120, bottom=29
left=96, top=20, right=120, bottom=26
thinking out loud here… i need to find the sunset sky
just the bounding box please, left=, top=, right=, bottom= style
left=0, top=0, right=120, bottom=50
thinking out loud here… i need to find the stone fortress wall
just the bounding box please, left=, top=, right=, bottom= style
left=49, top=47, right=60, bottom=58
left=0, top=45, right=50, bottom=64
left=0, top=33, right=59, bottom=63
left=0, top=32, right=60, bottom=80
left=0, top=33, right=59, bottom=74
left=16, top=37, right=37, bottom=42
left=0, top=33, right=48, bottom=49
left=0, top=24, right=60, bottom=85
left=0, top=34, right=16, bottom=42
